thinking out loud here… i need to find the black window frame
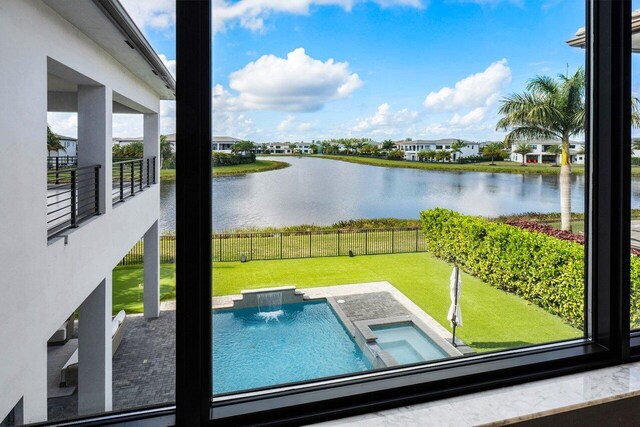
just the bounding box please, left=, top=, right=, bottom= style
left=34, top=0, right=636, bottom=425
left=184, top=0, right=635, bottom=425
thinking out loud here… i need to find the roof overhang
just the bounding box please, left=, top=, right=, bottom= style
left=43, top=0, right=176, bottom=100
left=567, top=11, right=640, bottom=52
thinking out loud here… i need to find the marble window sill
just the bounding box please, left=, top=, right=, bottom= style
left=312, top=361, right=640, bottom=426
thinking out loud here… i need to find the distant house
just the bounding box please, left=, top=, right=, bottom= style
left=212, top=136, right=243, bottom=152
left=112, top=136, right=143, bottom=146
left=509, top=140, right=585, bottom=165
left=395, top=139, right=480, bottom=161
left=49, top=134, right=77, bottom=157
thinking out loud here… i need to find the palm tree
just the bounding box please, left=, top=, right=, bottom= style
left=450, top=140, right=466, bottom=162
left=497, top=68, right=585, bottom=231
left=159, top=134, right=174, bottom=168
left=513, top=142, right=533, bottom=166
left=425, top=149, right=436, bottom=162
left=381, top=140, right=395, bottom=153
left=545, top=144, right=563, bottom=166
left=47, top=126, right=65, bottom=154
left=481, top=143, right=506, bottom=165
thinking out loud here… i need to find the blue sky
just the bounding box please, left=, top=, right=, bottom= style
left=51, top=0, right=640, bottom=142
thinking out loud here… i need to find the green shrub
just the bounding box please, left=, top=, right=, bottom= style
left=421, top=208, right=640, bottom=329
left=421, top=209, right=585, bottom=327
left=212, top=152, right=256, bottom=166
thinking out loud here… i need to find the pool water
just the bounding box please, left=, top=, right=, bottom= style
left=213, top=301, right=372, bottom=394
left=371, top=324, right=449, bottom=365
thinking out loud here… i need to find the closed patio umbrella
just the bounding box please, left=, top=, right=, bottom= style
left=448, top=265, right=462, bottom=347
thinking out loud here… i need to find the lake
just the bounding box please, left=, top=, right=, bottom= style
left=159, top=156, right=640, bottom=232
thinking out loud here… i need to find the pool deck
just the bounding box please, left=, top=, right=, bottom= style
left=47, top=281, right=468, bottom=422
left=214, top=281, right=474, bottom=356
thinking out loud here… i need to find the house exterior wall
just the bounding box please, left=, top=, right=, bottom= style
left=0, top=1, right=160, bottom=423
left=509, top=142, right=586, bottom=165
left=397, top=141, right=480, bottom=161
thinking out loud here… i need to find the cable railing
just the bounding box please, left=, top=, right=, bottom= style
left=112, top=157, right=156, bottom=205
left=47, top=165, right=101, bottom=238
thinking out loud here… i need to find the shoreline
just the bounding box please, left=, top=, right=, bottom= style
left=160, top=159, right=290, bottom=180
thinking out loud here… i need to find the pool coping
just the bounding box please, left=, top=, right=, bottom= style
left=209, top=281, right=475, bottom=358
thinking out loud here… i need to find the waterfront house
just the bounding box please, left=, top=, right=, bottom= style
left=395, top=139, right=480, bottom=161
left=48, top=134, right=78, bottom=157
left=509, top=140, right=586, bottom=165
left=212, top=136, right=243, bottom=152
left=262, top=142, right=313, bottom=154
left=0, top=0, right=174, bottom=423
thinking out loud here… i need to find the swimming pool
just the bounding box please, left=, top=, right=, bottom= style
left=213, top=300, right=372, bottom=394
left=371, top=323, right=450, bottom=365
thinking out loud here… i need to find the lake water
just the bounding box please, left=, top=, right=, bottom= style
left=159, top=156, right=640, bottom=232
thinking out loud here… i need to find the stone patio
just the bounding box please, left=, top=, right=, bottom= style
left=47, top=311, right=176, bottom=422
left=46, top=281, right=468, bottom=422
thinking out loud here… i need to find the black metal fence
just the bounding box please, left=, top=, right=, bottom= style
left=47, top=165, right=101, bottom=238
left=112, top=157, right=156, bottom=205
left=118, top=228, right=426, bottom=265
left=47, top=155, right=78, bottom=170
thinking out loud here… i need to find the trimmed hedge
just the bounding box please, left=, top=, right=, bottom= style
left=212, top=152, right=256, bottom=166
left=421, top=208, right=640, bottom=329
left=456, top=155, right=505, bottom=164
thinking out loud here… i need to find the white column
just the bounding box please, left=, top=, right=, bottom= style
left=144, top=113, right=159, bottom=184
left=78, top=275, right=112, bottom=415
left=78, top=85, right=112, bottom=214
left=144, top=221, right=160, bottom=318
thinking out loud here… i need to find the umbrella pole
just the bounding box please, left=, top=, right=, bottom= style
left=452, top=265, right=459, bottom=347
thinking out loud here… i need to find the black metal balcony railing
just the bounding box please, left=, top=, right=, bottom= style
left=47, top=155, right=78, bottom=171
left=47, top=165, right=101, bottom=238
left=112, top=157, right=156, bottom=205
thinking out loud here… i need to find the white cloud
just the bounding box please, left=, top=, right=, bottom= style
left=277, top=115, right=314, bottom=132
left=159, top=54, right=176, bottom=79
left=449, top=106, right=487, bottom=126
left=47, top=113, right=78, bottom=138
left=213, top=86, right=258, bottom=138
left=223, top=48, right=362, bottom=112
left=120, top=0, right=175, bottom=32
left=353, top=103, right=419, bottom=134
left=213, top=0, right=423, bottom=33
left=423, top=59, right=512, bottom=112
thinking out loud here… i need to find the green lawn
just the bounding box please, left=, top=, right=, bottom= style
left=113, top=253, right=581, bottom=354
left=160, top=159, right=290, bottom=180
left=317, top=155, right=640, bottom=176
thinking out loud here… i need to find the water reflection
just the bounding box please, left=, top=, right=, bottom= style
left=158, top=157, right=631, bottom=232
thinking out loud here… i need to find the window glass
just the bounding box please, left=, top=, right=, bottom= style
left=211, top=0, right=585, bottom=398
left=632, top=1, right=640, bottom=331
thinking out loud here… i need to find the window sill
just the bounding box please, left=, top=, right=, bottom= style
left=311, top=360, right=640, bottom=426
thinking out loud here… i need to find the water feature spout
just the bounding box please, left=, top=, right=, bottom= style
left=256, top=291, right=284, bottom=321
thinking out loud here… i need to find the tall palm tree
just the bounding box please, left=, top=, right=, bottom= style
left=159, top=134, right=174, bottom=167
left=450, top=140, right=466, bottom=162
left=513, top=142, right=533, bottom=166
left=481, top=143, right=506, bottom=165
left=47, top=126, right=65, bottom=154
left=497, top=68, right=585, bottom=231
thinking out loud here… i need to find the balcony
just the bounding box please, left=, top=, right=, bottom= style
left=46, top=156, right=157, bottom=238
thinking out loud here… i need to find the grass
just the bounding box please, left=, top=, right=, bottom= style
left=317, top=154, right=640, bottom=176
left=160, top=160, right=290, bottom=180
left=113, top=253, right=581, bottom=354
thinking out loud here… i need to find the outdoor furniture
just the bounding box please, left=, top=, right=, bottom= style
left=60, top=310, right=127, bottom=387
left=47, top=314, right=75, bottom=346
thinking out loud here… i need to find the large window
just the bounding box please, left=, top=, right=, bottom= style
left=209, top=0, right=589, bottom=402
left=2, top=1, right=637, bottom=426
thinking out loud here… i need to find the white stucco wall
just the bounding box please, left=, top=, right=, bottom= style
left=0, top=1, right=161, bottom=423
